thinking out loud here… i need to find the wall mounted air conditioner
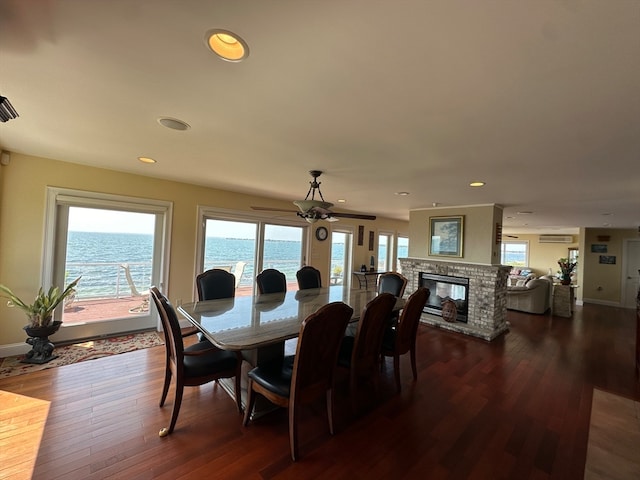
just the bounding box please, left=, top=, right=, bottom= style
left=538, top=235, right=573, bottom=244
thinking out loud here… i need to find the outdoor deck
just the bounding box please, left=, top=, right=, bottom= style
left=62, top=282, right=301, bottom=324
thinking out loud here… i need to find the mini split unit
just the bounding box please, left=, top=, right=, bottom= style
left=538, top=235, right=573, bottom=244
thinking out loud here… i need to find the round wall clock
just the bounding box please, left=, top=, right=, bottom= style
left=315, top=226, right=328, bottom=241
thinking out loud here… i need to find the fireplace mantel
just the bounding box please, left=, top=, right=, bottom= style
left=399, top=258, right=510, bottom=341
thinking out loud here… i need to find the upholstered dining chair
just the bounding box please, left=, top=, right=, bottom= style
left=337, top=292, right=397, bottom=413
left=296, top=266, right=322, bottom=290
left=381, top=287, right=430, bottom=393
left=377, top=272, right=408, bottom=298
left=243, top=301, right=353, bottom=461
left=256, top=268, right=287, bottom=294
left=196, top=268, right=236, bottom=300
left=150, top=287, right=242, bottom=437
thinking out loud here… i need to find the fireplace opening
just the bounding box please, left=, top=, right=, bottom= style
left=419, top=272, right=469, bottom=323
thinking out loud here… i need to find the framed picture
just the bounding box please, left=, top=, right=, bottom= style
left=599, top=255, right=616, bottom=265
left=591, top=244, right=607, bottom=253
left=429, top=216, right=464, bottom=257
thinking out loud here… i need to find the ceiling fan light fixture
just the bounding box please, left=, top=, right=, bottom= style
left=205, top=29, right=249, bottom=62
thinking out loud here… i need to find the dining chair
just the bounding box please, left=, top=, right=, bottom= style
left=381, top=287, right=430, bottom=393
left=337, top=292, right=397, bottom=413
left=196, top=268, right=236, bottom=300
left=243, top=301, right=353, bottom=461
left=256, top=268, right=287, bottom=294
left=377, top=272, right=408, bottom=298
left=150, top=287, right=242, bottom=437
left=296, top=266, right=322, bottom=290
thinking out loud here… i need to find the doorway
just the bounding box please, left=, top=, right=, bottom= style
left=622, top=239, right=640, bottom=308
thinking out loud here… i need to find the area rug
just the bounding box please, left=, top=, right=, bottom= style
left=0, top=331, right=164, bottom=379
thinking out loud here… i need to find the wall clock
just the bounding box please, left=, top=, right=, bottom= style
left=315, top=226, right=328, bottom=241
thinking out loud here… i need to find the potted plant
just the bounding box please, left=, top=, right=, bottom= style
left=557, top=258, right=576, bottom=285
left=0, top=276, right=81, bottom=363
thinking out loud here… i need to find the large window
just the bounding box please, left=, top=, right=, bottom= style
left=331, top=228, right=353, bottom=288
left=397, top=236, right=409, bottom=273
left=43, top=188, right=171, bottom=342
left=501, top=241, right=529, bottom=267
left=377, top=232, right=393, bottom=272
left=198, top=210, right=307, bottom=296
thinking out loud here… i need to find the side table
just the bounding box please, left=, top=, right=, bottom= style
left=553, top=284, right=578, bottom=318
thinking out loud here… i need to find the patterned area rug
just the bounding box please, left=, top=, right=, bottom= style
left=0, top=331, right=164, bottom=379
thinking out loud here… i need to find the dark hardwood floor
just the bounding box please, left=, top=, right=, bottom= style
left=1, top=303, right=638, bottom=479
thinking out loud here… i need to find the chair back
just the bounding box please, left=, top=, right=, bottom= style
left=296, top=266, right=322, bottom=290
left=150, top=286, right=184, bottom=367
left=377, top=272, right=408, bottom=298
left=395, top=287, right=430, bottom=353
left=196, top=268, right=236, bottom=300
left=291, top=302, right=353, bottom=401
left=350, top=293, right=397, bottom=370
left=256, top=268, right=287, bottom=294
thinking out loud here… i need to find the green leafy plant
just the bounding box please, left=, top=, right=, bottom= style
left=0, top=277, right=81, bottom=327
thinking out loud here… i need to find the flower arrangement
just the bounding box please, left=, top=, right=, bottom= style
left=0, top=277, right=81, bottom=327
left=557, top=258, right=577, bottom=275
left=557, top=258, right=577, bottom=285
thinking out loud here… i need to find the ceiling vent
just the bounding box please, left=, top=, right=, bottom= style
left=538, top=235, right=573, bottom=244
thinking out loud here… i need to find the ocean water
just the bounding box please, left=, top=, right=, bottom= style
left=65, top=231, right=410, bottom=298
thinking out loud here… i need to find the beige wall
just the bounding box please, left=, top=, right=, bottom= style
left=0, top=153, right=408, bottom=345
left=581, top=227, right=637, bottom=304
left=506, top=234, right=579, bottom=277
left=408, top=204, right=503, bottom=264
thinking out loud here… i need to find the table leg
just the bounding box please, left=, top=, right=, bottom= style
left=218, top=342, right=285, bottom=419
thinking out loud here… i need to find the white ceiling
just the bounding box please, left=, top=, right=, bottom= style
left=1, top=0, right=639, bottom=234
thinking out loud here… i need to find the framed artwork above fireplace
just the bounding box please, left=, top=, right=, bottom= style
left=429, top=215, right=464, bottom=257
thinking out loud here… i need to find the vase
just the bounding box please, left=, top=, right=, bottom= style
left=560, top=274, right=572, bottom=285
left=22, top=320, right=62, bottom=364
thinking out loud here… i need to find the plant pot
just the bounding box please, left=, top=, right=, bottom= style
left=22, top=320, right=62, bottom=364
left=560, top=275, right=572, bottom=285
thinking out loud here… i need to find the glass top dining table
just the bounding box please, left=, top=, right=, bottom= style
left=177, top=286, right=405, bottom=351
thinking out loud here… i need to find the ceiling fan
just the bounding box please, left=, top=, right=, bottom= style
left=251, top=170, right=376, bottom=223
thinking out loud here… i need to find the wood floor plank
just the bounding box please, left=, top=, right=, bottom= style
left=1, top=303, right=639, bottom=479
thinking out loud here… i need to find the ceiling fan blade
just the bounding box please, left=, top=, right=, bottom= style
left=251, top=206, right=299, bottom=213
left=330, top=212, right=377, bottom=221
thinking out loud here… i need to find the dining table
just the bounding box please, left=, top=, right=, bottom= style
left=177, top=285, right=405, bottom=414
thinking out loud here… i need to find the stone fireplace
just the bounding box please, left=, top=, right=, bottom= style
left=400, top=258, right=510, bottom=341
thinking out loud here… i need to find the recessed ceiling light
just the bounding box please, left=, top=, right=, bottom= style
left=158, top=117, right=190, bottom=131
left=469, top=181, right=485, bottom=187
left=205, top=29, right=249, bottom=62
left=337, top=199, right=346, bottom=203
left=394, top=191, right=410, bottom=196
left=138, top=157, right=156, bottom=164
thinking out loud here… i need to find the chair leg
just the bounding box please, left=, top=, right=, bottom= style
left=243, top=380, right=257, bottom=427
left=234, top=373, right=242, bottom=414
left=159, top=382, right=183, bottom=437
left=159, top=366, right=171, bottom=407
left=326, top=387, right=336, bottom=435
left=394, top=353, right=401, bottom=393
left=410, top=345, right=418, bottom=381
left=289, top=400, right=299, bottom=461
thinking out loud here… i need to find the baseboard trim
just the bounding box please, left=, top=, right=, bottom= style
left=582, top=298, right=620, bottom=307
left=0, top=342, right=30, bottom=358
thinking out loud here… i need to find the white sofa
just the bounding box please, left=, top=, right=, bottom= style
left=506, top=275, right=554, bottom=314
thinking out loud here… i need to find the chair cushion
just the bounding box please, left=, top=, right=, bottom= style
left=183, top=341, right=238, bottom=378
left=247, top=355, right=295, bottom=397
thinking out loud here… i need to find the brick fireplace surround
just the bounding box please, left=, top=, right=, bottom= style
left=399, top=258, right=511, bottom=341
